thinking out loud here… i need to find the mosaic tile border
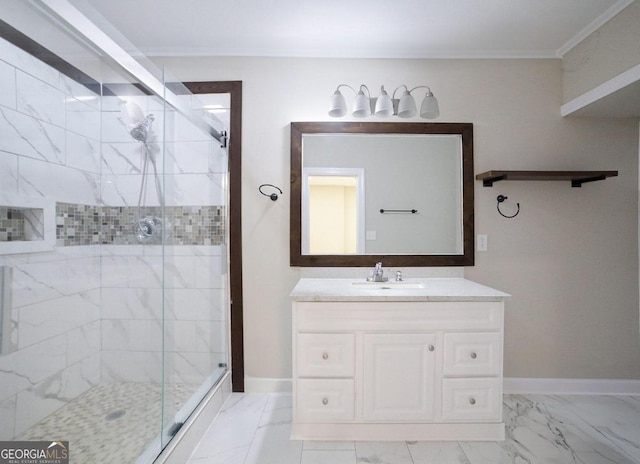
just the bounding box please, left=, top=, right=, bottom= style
left=0, top=207, right=26, bottom=242
left=56, top=202, right=225, bottom=246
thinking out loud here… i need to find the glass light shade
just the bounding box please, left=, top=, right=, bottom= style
left=397, top=91, right=417, bottom=118
left=374, top=88, right=394, bottom=117
left=420, top=92, right=440, bottom=119
left=352, top=90, right=371, bottom=118
left=328, top=90, right=347, bottom=117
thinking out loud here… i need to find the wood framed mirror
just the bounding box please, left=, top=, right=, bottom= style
left=290, top=121, right=474, bottom=267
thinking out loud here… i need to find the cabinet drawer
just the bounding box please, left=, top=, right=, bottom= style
left=297, top=333, right=355, bottom=377
left=443, top=332, right=501, bottom=377
left=296, top=379, right=354, bottom=422
left=442, top=378, right=502, bottom=422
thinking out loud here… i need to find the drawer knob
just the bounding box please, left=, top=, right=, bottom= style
left=322, top=398, right=329, bottom=405
left=322, top=352, right=329, bottom=360
left=428, top=345, right=435, bottom=352
left=469, top=397, right=476, bottom=405
left=470, top=352, right=477, bottom=359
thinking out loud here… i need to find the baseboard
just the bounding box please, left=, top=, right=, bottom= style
left=504, top=377, right=640, bottom=395
left=244, top=376, right=292, bottom=393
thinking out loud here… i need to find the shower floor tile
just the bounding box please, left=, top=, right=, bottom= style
left=16, top=382, right=195, bottom=464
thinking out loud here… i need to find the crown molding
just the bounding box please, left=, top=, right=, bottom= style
left=557, top=0, right=635, bottom=57
left=142, top=47, right=559, bottom=60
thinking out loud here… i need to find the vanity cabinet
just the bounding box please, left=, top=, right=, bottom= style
left=291, top=278, right=509, bottom=441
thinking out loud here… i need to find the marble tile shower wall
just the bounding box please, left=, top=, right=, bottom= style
left=0, top=35, right=227, bottom=440
left=0, top=36, right=102, bottom=440
left=100, top=244, right=228, bottom=387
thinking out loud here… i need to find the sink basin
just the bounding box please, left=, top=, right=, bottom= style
left=351, top=281, right=425, bottom=289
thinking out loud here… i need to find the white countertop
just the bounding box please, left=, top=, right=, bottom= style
left=290, top=278, right=510, bottom=302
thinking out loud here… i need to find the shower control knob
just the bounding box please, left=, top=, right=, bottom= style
left=322, top=352, right=329, bottom=360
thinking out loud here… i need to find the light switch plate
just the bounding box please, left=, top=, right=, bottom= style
left=477, top=234, right=488, bottom=252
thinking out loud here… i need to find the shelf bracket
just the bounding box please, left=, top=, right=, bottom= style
left=571, top=174, right=607, bottom=188
left=481, top=175, right=506, bottom=187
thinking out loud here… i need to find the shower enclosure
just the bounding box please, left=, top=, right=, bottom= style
left=0, top=1, right=231, bottom=462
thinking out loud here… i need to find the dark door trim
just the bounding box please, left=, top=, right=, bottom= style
left=185, top=81, right=244, bottom=392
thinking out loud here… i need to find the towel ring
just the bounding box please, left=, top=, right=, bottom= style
left=497, top=195, right=520, bottom=218
left=259, top=184, right=283, bottom=201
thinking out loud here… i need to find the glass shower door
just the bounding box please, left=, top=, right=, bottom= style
left=0, top=2, right=230, bottom=461
left=159, top=70, right=230, bottom=451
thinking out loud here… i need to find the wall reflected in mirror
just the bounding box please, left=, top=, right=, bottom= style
left=303, top=133, right=462, bottom=255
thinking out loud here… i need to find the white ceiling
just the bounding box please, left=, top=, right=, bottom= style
left=69, top=0, right=632, bottom=59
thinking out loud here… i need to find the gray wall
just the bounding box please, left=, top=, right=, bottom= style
left=154, top=55, right=640, bottom=384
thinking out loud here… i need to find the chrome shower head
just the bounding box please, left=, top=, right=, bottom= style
left=130, top=113, right=155, bottom=142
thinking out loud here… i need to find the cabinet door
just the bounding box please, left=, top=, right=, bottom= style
left=363, top=333, right=437, bottom=421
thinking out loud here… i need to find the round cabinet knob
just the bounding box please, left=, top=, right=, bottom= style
left=322, top=352, right=329, bottom=360
left=428, top=345, right=435, bottom=352
left=322, top=398, right=329, bottom=405
left=469, top=397, right=476, bottom=405
left=470, top=352, right=477, bottom=359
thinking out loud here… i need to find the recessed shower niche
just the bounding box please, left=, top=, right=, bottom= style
left=0, top=195, right=55, bottom=255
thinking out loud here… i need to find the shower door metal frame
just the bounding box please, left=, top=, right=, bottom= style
left=185, top=81, right=244, bottom=392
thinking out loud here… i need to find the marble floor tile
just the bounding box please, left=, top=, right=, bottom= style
left=459, top=441, right=519, bottom=464
left=244, top=392, right=302, bottom=464
left=407, top=442, right=470, bottom=464
left=356, top=441, right=414, bottom=464
left=594, top=425, right=640, bottom=462
left=487, top=394, right=639, bottom=464
left=302, top=450, right=358, bottom=464
left=244, top=422, right=302, bottom=464
left=304, top=441, right=356, bottom=451
left=187, top=393, right=269, bottom=464
left=547, top=394, right=640, bottom=462
left=185, top=392, right=640, bottom=464
left=577, top=450, right=635, bottom=464
left=258, top=392, right=294, bottom=427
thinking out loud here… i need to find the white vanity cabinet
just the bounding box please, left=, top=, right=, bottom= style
left=290, top=278, right=509, bottom=441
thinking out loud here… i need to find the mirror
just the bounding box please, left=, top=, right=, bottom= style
left=290, top=122, right=474, bottom=267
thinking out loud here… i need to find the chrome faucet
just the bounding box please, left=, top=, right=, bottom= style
left=367, top=262, right=388, bottom=282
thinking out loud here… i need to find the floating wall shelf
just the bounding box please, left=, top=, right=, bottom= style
left=475, top=170, right=619, bottom=188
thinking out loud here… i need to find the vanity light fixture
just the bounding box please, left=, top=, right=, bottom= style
left=328, top=84, right=440, bottom=119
